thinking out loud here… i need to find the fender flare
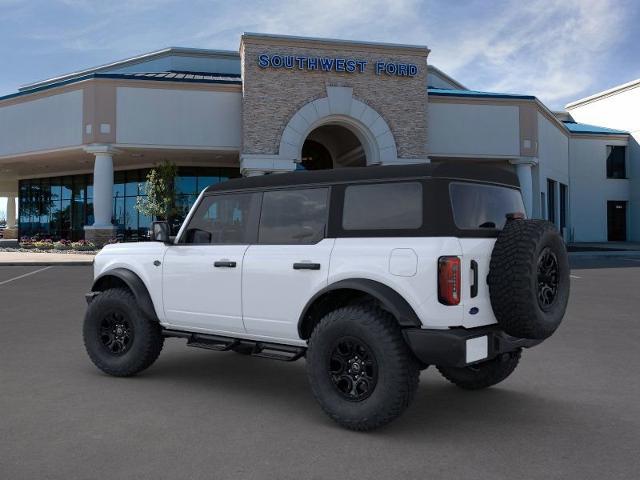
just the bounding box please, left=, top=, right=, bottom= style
left=91, top=268, right=158, bottom=321
left=297, top=278, right=422, bottom=338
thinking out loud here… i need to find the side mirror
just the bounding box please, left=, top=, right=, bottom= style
left=151, top=221, right=171, bottom=243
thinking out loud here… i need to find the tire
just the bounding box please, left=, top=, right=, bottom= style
left=83, top=288, right=164, bottom=377
left=437, top=349, right=521, bottom=390
left=306, top=305, right=420, bottom=431
left=488, top=219, right=570, bottom=340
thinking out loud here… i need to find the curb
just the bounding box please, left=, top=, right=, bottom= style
left=0, top=261, right=93, bottom=266
left=569, top=250, right=640, bottom=258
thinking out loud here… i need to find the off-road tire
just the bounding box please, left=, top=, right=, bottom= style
left=83, top=288, right=164, bottom=377
left=437, top=349, right=521, bottom=390
left=306, top=305, right=420, bottom=431
left=488, top=219, right=570, bottom=340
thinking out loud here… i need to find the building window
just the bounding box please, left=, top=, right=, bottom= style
left=547, top=179, right=556, bottom=225
left=606, top=146, right=626, bottom=179
left=559, top=183, right=568, bottom=231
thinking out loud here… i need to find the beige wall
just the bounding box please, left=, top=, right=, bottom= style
left=240, top=35, right=429, bottom=160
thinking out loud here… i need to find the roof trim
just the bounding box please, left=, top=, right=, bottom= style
left=241, top=32, right=430, bottom=55
left=19, top=47, right=240, bottom=92
left=1, top=72, right=241, bottom=103
left=427, top=65, right=467, bottom=90
left=428, top=87, right=535, bottom=100
left=562, top=121, right=628, bottom=135
left=565, top=78, right=640, bottom=109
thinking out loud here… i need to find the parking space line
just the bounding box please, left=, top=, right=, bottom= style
left=570, top=274, right=581, bottom=279
left=0, top=266, right=52, bottom=287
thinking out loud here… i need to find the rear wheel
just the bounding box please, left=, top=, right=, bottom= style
left=83, top=288, right=164, bottom=377
left=306, top=305, right=420, bottom=431
left=437, top=350, right=521, bottom=390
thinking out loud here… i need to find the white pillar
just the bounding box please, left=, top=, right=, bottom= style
left=510, top=158, right=538, bottom=218
left=84, top=145, right=117, bottom=227
left=240, top=154, right=296, bottom=177
left=6, top=195, right=16, bottom=229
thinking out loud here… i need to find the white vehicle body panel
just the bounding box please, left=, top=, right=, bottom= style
left=162, top=245, right=249, bottom=335
left=93, top=242, right=168, bottom=320
left=242, top=239, right=335, bottom=342
left=458, top=238, right=499, bottom=328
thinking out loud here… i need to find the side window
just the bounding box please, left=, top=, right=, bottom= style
left=181, top=193, right=259, bottom=244
left=342, top=182, right=423, bottom=230
left=259, top=188, right=329, bottom=244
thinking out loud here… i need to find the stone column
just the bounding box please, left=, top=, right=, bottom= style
left=3, top=195, right=18, bottom=240
left=510, top=158, right=538, bottom=218
left=84, top=145, right=118, bottom=246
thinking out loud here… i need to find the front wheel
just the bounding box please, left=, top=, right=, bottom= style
left=83, top=288, right=164, bottom=377
left=437, top=349, right=521, bottom=390
left=306, top=305, right=420, bottom=431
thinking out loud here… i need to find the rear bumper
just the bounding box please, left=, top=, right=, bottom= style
left=403, top=325, right=542, bottom=368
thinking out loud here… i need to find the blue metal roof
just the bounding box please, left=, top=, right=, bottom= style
left=562, top=121, right=628, bottom=135
left=428, top=87, right=535, bottom=100
left=0, top=71, right=242, bottom=102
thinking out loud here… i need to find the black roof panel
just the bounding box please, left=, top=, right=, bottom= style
left=205, top=162, right=519, bottom=193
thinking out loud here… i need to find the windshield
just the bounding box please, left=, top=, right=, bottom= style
left=449, top=182, right=525, bottom=230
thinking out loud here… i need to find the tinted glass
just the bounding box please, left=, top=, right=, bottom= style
left=450, top=182, right=525, bottom=229
left=606, top=146, right=626, bottom=179
left=259, top=188, right=328, bottom=244
left=342, top=182, right=422, bottom=230
left=182, top=193, right=258, bottom=244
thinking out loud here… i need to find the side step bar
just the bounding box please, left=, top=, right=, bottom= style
left=163, top=329, right=306, bottom=362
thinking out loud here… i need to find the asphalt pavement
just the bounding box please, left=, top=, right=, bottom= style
left=1, top=258, right=639, bottom=479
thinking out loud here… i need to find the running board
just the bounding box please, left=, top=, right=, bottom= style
left=163, top=329, right=306, bottom=362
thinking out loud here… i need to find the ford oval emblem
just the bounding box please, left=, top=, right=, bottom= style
left=469, top=307, right=479, bottom=315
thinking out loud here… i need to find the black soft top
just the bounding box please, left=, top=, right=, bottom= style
left=205, top=162, right=519, bottom=193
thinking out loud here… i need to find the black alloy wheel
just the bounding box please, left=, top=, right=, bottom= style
left=329, top=337, right=378, bottom=402
left=537, top=247, right=559, bottom=310
left=99, top=311, right=134, bottom=356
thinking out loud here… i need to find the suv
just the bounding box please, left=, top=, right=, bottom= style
left=84, top=163, right=569, bottom=431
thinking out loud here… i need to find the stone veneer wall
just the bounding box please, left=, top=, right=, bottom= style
left=241, top=36, right=429, bottom=161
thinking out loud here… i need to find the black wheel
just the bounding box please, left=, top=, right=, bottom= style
left=306, top=305, right=420, bottom=431
left=488, top=219, right=570, bottom=340
left=437, top=350, right=521, bottom=390
left=83, top=288, right=164, bottom=377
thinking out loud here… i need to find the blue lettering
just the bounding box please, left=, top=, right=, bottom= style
left=386, top=63, right=397, bottom=75
left=398, top=64, right=408, bottom=76
left=271, top=55, right=283, bottom=68
left=283, top=56, right=294, bottom=68
left=335, top=58, right=346, bottom=72
left=375, top=61, right=385, bottom=75
left=408, top=64, right=418, bottom=76
left=320, top=57, right=335, bottom=71
left=345, top=59, right=356, bottom=73
left=307, top=57, right=318, bottom=70
left=258, top=54, right=270, bottom=68
left=296, top=56, right=307, bottom=69
left=357, top=60, right=367, bottom=73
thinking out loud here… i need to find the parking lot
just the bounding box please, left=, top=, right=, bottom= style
left=1, top=257, right=639, bottom=480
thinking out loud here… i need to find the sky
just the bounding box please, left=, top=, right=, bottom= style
left=0, top=0, right=639, bottom=217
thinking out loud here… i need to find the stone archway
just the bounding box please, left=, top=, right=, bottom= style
left=278, top=86, right=398, bottom=167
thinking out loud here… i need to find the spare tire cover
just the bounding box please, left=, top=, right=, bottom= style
left=488, top=219, right=570, bottom=340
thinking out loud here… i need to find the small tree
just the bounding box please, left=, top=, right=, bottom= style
left=135, top=161, right=178, bottom=221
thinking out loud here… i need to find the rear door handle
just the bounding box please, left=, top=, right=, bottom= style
left=214, top=260, right=237, bottom=268
left=470, top=260, right=478, bottom=298
left=293, top=262, right=321, bottom=270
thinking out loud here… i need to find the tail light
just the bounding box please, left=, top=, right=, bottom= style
left=438, top=256, right=461, bottom=305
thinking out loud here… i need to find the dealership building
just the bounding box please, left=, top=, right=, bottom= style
left=0, top=33, right=636, bottom=244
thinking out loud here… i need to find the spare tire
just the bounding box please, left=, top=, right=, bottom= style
left=488, top=218, right=570, bottom=340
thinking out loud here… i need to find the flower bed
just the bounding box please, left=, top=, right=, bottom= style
left=0, top=236, right=102, bottom=254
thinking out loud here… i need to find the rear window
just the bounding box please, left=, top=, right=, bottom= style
left=342, top=182, right=422, bottom=230
left=450, top=182, right=525, bottom=230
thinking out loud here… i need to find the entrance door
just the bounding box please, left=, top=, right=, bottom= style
left=242, top=187, right=333, bottom=342
left=162, top=192, right=260, bottom=334
left=607, top=201, right=627, bottom=241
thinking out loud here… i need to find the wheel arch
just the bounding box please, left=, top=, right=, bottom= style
left=92, top=268, right=158, bottom=321
left=297, top=278, right=422, bottom=339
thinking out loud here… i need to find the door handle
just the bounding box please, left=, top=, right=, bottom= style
left=470, top=260, right=478, bottom=298
left=293, top=262, right=321, bottom=270
left=214, top=260, right=237, bottom=268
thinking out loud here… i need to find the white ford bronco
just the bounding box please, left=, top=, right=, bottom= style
left=84, top=163, right=570, bottom=431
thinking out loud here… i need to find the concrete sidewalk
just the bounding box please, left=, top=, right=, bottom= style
left=0, top=251, right=95, bottom=266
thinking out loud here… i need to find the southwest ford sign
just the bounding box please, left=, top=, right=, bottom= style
left=257, top=54, right=418, bottom=77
